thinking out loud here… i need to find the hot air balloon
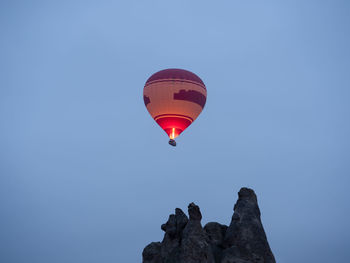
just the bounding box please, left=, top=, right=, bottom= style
left=143, top=68, right=207, bottom=146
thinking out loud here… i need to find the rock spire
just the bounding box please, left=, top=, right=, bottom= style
left=143, top=188, right=275, bottom=263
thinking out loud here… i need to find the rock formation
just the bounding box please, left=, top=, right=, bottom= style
left=143, top=188, right=275, bottom=263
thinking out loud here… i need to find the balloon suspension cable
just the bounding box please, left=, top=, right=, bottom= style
left=169, top=139, right=176, bottom=147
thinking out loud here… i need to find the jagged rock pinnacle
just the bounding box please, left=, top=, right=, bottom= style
left=188, top=202, right=202, bottom=221
left=143, top=187, right=276, bottom=263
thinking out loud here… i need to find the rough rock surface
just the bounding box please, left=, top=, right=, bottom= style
left=143, top=188, right=275, bottom=263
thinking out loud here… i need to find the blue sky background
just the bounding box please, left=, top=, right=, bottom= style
left=1, top=1, right=349, bottom=262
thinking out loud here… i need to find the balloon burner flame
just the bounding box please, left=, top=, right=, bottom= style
left=169, top=128, right=176, bottom=139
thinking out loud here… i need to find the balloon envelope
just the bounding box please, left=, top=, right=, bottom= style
left=143, top=68, right=207, bottom=139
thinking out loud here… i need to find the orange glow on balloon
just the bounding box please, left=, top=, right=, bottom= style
left=143, top=69, right=207, bottom=141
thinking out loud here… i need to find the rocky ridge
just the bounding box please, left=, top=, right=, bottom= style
left=143, top=188, right=275, bottom=263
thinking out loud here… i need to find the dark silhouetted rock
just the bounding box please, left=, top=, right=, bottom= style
left=142, top=188, right=275, bottom=263
left=143, top=242, right=162, bottom=263
left=160, top=208, right=188, bottom=261
left=179, top=203, right=215, bottom=263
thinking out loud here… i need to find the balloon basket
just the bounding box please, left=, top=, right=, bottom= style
left=168, top=139, right=176, bottom=147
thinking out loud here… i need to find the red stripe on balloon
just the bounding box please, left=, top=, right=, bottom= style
left=154, top=114, right=193, bottom=122
left=145, top=79, right=206, bottom=91
left=145, top=68, right=205, bottom=88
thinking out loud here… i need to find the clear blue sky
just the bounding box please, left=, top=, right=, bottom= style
left=1, top=1, right=349, bottom=262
